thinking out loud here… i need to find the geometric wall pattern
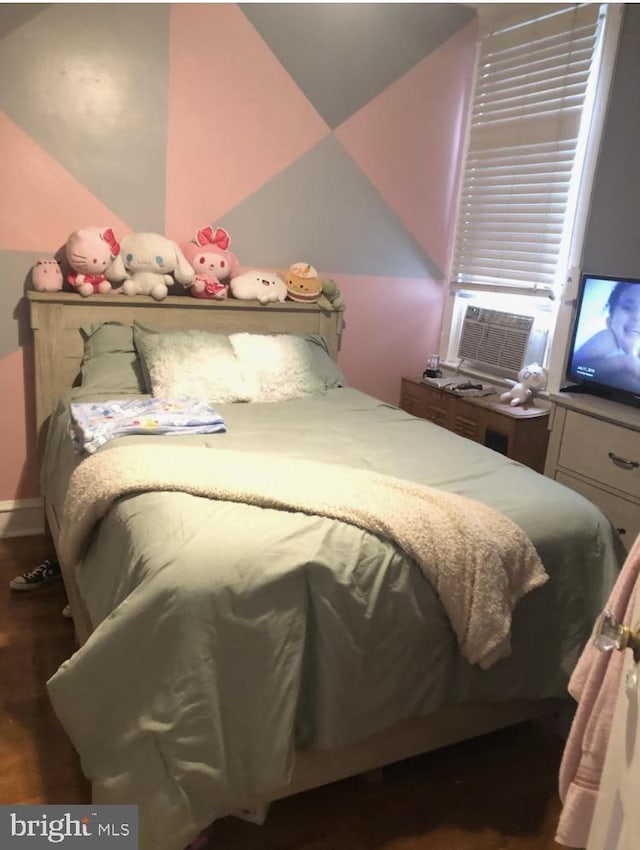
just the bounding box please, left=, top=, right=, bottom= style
left=240, top=3, right=475, bottom=130
left=220, top=136, right=443, bottom=279
left=0, top=2, right=477, bottom=500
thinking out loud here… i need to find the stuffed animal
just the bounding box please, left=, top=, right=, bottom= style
left=229, top=270, right=288, bottom=305
left=65, top=227, right=121, bottom=296
left=182, top=225, right=239, bottom=300
left=500, top=363, right=548, bottom=407
left=316, top=278, right=345, bottom=312
left=31, top=257, right=63, bottom=292
left=106, top=232, right=194, bottom=301
left=285, top=263, right=322, bottom=303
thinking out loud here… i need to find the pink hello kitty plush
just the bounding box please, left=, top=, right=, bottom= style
left=31, top=257, right=63, bottom=291
left=182, top=226, right=239, bottom=300
left=65, top=227, right=121, bottom=297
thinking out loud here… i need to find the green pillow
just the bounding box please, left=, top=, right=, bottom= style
left=79, top=322, right=144, bottom=393
left=304, top=334, right=347, bottom=389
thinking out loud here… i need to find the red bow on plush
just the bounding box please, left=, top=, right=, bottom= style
left=102, top=227, right=120, bottom=256
left=195, top=226, right=230, bottom=252
left=204, top=279, right=225, bottom=295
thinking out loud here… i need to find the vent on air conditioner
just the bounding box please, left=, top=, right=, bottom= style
left=457, top=306, right=535, bottom=373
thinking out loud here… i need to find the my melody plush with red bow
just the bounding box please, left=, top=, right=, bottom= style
left=182, top=226, right=239, bottom=299
left=65, top=227, right=121, bottom=296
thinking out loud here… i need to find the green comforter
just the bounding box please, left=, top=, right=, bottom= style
left=43, top=388, right=624, bottom=850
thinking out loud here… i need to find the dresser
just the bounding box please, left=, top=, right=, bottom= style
left=399, top=377, right=551, bottom=473
left=544, top=392, right=640, bottom=550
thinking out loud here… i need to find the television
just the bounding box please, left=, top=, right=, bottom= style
left=564, top=273, right=640, bottom=408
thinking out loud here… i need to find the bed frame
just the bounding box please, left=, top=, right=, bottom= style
left=27, top=289, right=564, bottom=815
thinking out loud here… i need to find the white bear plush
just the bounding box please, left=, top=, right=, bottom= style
left=500, top=363, right=548, bottom=407
left=229, top=270, right=288, bottom=305
left=107, top=233, right=194, bottom=301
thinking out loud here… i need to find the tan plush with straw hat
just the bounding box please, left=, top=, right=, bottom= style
left=285, top=262, right=322, bottom=303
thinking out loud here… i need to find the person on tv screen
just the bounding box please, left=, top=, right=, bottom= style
left=572, top=282, right=640, bottom=390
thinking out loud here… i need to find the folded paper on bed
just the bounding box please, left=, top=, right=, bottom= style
left=69, top=398, right=226, bottom=454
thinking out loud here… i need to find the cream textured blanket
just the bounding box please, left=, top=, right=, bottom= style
left=59, top=444, right=548, bottom=668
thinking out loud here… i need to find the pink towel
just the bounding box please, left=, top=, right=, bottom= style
left=556, top=533, right=640, bottom=848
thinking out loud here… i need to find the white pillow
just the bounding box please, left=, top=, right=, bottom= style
left=229, top=333, right=327, bottom=402
left=134, top=325, right=250, bottom=403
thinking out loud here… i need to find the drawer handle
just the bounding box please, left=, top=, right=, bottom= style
left=607, top=451, right=639, bottom=470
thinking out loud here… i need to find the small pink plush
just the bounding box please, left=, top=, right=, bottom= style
left=65, top=227, right=121, bottom=297
left=31, top=257, right=63, bottom=291
left=182, top=226, right=239, bottom=300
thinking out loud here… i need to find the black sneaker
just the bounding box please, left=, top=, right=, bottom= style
left=9, top=559, right=62, bottom=591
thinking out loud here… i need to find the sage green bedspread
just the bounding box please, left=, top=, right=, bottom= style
left=42, top=388, right=624, bottom=850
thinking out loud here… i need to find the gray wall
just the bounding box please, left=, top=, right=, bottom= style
left=582, top=5, right=640, bottom=276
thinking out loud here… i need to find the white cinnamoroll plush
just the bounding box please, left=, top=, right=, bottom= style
left=500, top=363, right=548, bottom=407
left=107, top=233, right=194, bottom=301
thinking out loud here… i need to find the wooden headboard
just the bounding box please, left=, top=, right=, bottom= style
left=28, top=291, right=344, bottom=447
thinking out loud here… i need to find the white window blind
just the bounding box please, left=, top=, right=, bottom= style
left=451, top=3, right=603, bottom=295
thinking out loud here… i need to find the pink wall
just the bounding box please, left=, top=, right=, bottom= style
left=337, top=275, right=448, bottom=404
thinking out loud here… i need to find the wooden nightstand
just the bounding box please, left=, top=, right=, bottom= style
left=400, top=377, right=551, bottom=473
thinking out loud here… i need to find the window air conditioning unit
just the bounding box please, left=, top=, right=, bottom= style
left=457, top=306, right=547, bottom=376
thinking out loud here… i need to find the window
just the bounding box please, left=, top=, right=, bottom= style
left=442, top=3, right=623, bottom=381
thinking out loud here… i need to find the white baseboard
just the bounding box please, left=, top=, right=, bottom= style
left=0, top=498, right=45, bottom=538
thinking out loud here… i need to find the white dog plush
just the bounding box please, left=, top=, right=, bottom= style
left=500, top=363, right=548, bottom=407
left=229, top=270, right=288, bottom=304
left=107, top=233, right=194, bottom=301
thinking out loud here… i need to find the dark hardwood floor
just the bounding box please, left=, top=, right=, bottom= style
left=0, top=533, right=90, bottom=806
left=1, top=534, right=569, bottom=850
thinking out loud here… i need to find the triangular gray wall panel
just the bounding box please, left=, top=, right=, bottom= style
left=0, top=4, right=169, bottom=233
left=221, top=136, right=441, bottom=279
left=240, top=3, right=475, bottom=129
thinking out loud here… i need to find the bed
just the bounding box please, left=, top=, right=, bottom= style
left=27, top=290, right=625, bottom=850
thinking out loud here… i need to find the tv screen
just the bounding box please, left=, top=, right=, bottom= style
left=566, top=273, right=640, bottom=406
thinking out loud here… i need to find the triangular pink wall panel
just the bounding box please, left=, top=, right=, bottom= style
left=0, top=112, right=131, bottom=253
left=166, top=4, right=329, bottom=240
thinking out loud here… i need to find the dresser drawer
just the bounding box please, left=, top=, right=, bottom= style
left=400, top=380, right=452, bottom=425
left=450, top=399, right=485, bottom=441
left=558, top=410, right=640, bottom=498
left=423, top=396, right=451, bottom=428
left=400, top=380, right=430, bottom=418
left=555, top=471, right=640, bottom=550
